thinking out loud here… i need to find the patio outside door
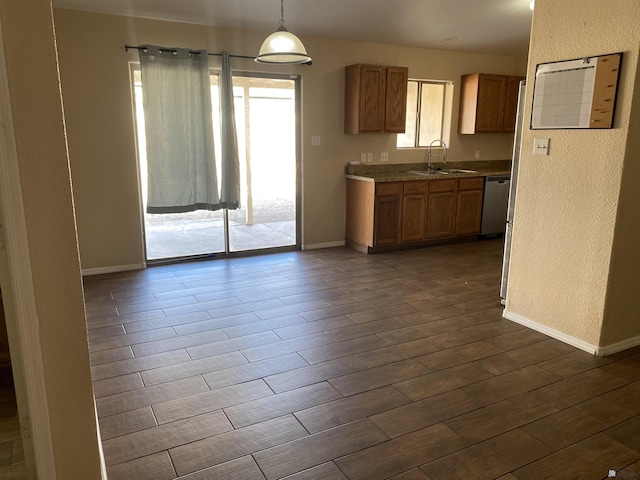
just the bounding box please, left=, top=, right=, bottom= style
left=133, top=70, right=300, bottom=261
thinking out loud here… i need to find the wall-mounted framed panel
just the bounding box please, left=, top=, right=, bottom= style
left=531, top=52, right=622, bottom=130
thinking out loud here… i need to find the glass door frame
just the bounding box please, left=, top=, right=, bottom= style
left=130, top=64, right=302, bottom=264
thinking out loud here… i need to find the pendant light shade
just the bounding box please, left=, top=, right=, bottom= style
left=255, top=0, right=311, bottom=65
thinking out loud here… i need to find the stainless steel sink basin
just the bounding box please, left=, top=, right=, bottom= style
left=408, top=168, right=477, bottom=176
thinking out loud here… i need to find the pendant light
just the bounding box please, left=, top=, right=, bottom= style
left=255, top=0, right=311, bottom=65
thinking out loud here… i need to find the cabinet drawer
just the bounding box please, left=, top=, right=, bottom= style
left=376, top=182, right=402, bottom=196
left=429, top=179, right=457, bottom=193
left=403, top=181, right=427, bottom=195
left=458, top=177, right=484, bottom=191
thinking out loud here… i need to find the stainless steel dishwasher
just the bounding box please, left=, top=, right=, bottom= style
left=481, top=175, right=511, bottom=236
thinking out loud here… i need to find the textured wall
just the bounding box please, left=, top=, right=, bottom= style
left=601, top=45, right=640, bottom=346
left=53, top=9, right=526, bottom=269
left=506, top=0, right=639, bottom=348
left=0, top=0, right=104, bottom=477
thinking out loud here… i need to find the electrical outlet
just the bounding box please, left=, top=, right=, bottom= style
left=475, top=150, right=480, bottom=159
left=361, top=153, right=367, bottom=163
left=380, top=152, right=389, bottom=162
left=367, top=153, right=373, bottom=163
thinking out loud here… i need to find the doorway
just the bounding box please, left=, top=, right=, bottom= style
left=133, top=69, right=300, bottom=261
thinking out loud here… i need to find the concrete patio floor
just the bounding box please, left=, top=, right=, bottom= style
left=144, top=200, right=296, bottom=260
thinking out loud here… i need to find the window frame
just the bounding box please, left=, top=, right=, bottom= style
left=397, top=79, right=453, bottom=149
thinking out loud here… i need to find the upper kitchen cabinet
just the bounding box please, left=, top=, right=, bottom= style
left=458, top=73, right=525, bottom=134
left=344, top=64, right=409, bottom=134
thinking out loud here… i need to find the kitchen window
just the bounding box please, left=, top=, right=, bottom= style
left=397, top=79, right=453, bottom=148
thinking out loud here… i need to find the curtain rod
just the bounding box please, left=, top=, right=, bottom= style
left=124, top=44, right=256, bottom=60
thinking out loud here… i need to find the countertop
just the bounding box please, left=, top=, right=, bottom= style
left=345, top=160, right=511, bottom=182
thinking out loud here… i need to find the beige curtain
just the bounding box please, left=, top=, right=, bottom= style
left=139, top=45, right=220, bottom=213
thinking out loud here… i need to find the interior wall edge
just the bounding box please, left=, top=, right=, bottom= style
left=599, top=46, right=640, bottom=347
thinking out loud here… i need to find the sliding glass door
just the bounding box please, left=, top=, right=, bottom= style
left=133, top=69, right=299, bottom=261
left=226, top=75, right=298, bottom=253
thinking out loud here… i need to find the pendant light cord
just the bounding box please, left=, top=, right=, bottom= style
left=279, top=0, right=286, bottom=29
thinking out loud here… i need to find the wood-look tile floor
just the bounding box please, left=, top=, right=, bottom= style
left=83, top=239, right=640, bottom=480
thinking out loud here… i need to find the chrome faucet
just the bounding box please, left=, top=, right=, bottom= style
left=427, top=139, right=447, bottom=169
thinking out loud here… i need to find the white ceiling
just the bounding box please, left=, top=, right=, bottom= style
left=52, top=0, right=534, bottom=57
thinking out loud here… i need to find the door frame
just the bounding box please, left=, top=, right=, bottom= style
left=131, top=65, right=303, bottom=263
left=227, top=70, right=302, bottom=256
left=0, top=20, right=56, bottom=479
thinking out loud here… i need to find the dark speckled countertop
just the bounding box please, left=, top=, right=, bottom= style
left=345, top=160, right=511, bottom=182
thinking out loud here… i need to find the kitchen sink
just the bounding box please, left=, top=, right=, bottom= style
left=408, top=168, right=477, bottom=176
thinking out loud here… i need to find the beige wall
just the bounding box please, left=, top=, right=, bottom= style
left=53, top=8, right=526, bottom=270
left=0, top=0, right=104, bottom=478
left=601, top=51, right=640, bottom=346
left=505, top=0, right=640, bottom=350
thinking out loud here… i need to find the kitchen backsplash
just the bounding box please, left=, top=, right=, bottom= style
left=345, top=159, right=512, bottom=175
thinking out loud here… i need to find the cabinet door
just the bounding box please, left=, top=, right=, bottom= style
left=345, top=178, right=375, bottom=249
left=384, top=67, right=409, bottom=133
left=359, top=66, right=386, bottom=133
left=476, top=74, right=507, bottom=132
left=374, top=194, right=401, bottom=245
left=426, top=191, right=456, bottom=239
left=455, top=190, right=483, bottom=236
left=401, top=194, right=427, bottom=243
left=502, top=76, right=524, bottom=132
left=458, top=73, right=480, bottom=134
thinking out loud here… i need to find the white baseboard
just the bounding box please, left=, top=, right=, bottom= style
left=595, top=335, right=640, bottom=356
left=82, top=264, right=145, bottom=277
left=301, top=241, right=345, bottom=251
left=503, top=309, right=640, bottom=357
left=503, top=309, right=599, bottom=355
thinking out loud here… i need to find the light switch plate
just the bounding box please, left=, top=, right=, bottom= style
left=533, top=138, right=549, bottom=155
left=311, top=135, right=321, bottom=146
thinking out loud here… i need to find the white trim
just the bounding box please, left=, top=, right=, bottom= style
left=0, top=21, right=57, bottom=479
left=82, top=263, right=145, bottom=277
left=596, top=335, right=640, bottom=357
left=301, top=241, right=346, bottom=250
left=128, top=62, right=149, bottom=266
left=503, top=309, right=640, bottom=357
left=502, top=309, right=599, bottom=355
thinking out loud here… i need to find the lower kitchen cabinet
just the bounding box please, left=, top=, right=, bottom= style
left=426, top=179, right=457, bottom=239
left=373, top=183, right=402, bottom=246
left=455, top=177, right=485, bottom=236
left=346, top=176, right=484, bottom=253
left=401, top=181, right=428, bottom=243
